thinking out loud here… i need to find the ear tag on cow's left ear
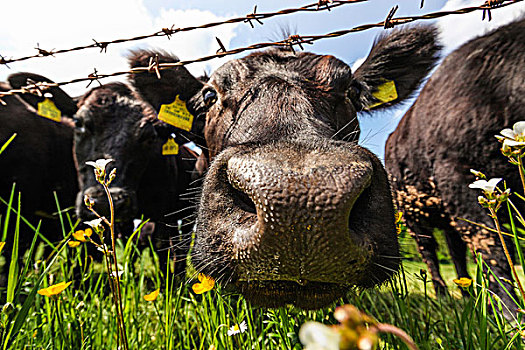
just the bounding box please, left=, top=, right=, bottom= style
left=158, top=95, right=194, bottom=132
left=37, top=98, right=62, bottom=122
left=162, top=138, right=179, bottom=156
left=368, top=80, right=398, bottom=109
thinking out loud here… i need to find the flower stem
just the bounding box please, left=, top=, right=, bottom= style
left=489, top=207, right=525, bottom=305
left=518, top=156, right=525, bottom=197
left=375, top=323, right=419, bottom=350
left=103, top=184, right=129, bottom=350
left=55, top=298, right=71, bottom=348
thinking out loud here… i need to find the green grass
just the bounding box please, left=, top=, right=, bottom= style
left=2, top=135, right=525, bottom=349
left=0, top=209, right=522, bottom=350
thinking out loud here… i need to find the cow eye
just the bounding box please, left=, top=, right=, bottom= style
left=73, top=118, right=86, bottom=133
left=203, top=88, right=218, bottom=108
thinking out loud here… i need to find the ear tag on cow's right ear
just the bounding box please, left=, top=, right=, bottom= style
left=162, top=138, right=179, bottom=156
left=158, top=95, right=194, bottom=132
left=37, top=98, right=62, bottom=122
left=368, top=80, right=398, bottom=109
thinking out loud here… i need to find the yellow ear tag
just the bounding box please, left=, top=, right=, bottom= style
left=162, top=138, right=179, bottom=156
left=37, top=98, right=62, bottom=122
left=158, top=95, right=194, bottom=132
left=368, top=80, right=398, bottom=109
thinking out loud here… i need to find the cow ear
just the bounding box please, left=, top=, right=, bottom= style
left=7, top=72, right=77, bottom=116
left=127, top=49, right=203, bottom=112
left=352, top=25, right=441, bottom=111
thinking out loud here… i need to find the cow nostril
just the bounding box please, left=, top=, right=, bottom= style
left=348, top=186, right=371, bottom=230
left=231, top=186, right=257, bottom=214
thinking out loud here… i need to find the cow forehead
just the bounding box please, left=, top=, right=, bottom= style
left=78, top=87, right=152, bottom=123
left=210, top=50, right=352, bottom=92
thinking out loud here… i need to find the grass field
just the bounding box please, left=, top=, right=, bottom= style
left=0, top=216, right=522, bottom=350
left=1, top=138, right=525, bottom=349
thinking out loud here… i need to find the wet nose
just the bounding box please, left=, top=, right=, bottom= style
left=225, top=147, right=373, bottom=281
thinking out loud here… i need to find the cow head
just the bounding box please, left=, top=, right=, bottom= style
left=73, top=51, right=204, bottom=223
left=186, top=25, right=440, bottom=308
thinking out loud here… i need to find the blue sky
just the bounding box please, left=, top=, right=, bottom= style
left=1, top=0, right=524, bottom=159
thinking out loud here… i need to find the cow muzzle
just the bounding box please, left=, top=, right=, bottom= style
left=194, top=141, right=398, bottom=308
left=76, top=186, right=138, bottom=222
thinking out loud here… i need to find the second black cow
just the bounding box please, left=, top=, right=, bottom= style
left=386, top=18, right=525, bottom=314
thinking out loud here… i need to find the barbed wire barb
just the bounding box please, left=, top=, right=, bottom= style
left=161, top=25, right=177, bottom=40
left=384, top=5, right=399, bottom=29
left=148, top=54, right=162, bottom=79
left=34, top=43, right=55, bottom=57
left=86, top=68, right=103, bottom=88
left=0, top=55, right=10, bottom=69
left=92, top=39, right=109, bottom=53
left=286, top=35, right=314, bottom=53
left=25, top=79, right=44, bottom=97
left=216, top=37, right=227, bottom=54
left=317, top=0, right=334, bottom=11
left=482, top=0, right=505, bottom=21
left=244, top=5, right=264, bottom=28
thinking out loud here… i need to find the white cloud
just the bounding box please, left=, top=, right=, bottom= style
left=150, top=8, right=238, bottom=76
left=437, top=0, right=525, bottom=53
left=0, top=0, right=239, bottom=96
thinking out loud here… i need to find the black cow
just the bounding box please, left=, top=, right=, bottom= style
left=0, top=73, right=79, bottom=283
left=132, top=25, right=440, bottom=308
left=73, top=51, right=206, bottom=272
left=385, top=18, right=525, bottom=313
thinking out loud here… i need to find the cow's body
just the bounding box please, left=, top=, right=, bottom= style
left=0, top=75, right=78, bottom=250
left=0, top=75, right=79, bottom=288
left=73, top=54, right=204, bottom=272
left=385, top=18, right=525, bottom=311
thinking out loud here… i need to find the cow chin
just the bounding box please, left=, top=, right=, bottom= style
left=193, top=141, right=399, bottom=308
left=235, top=280, right=349, bottom=309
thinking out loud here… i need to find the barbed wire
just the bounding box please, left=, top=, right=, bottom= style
left=0, top=0, right=369, bottom=66
left=0, top=0, right=521, bottom=103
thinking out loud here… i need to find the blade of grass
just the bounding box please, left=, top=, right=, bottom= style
left=14, top=221, right=41, bottom=302
left=0, top=134, right=16, bottom=156
left=1, top=185, right=16, bottom=242
left=6, top=192, right=21, bottom=303
left=0, top=195, right=55, bottom=248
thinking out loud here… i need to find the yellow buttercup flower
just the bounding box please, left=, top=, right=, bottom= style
left=144, top=288, right=160, bottom=301
left=68, top=241, right=81, bottom=248
left=394, top=211, right=403, bottom=223
left=72, top=228, right=93, bottom=242
left=38, top=281, right=72, bottom=297
left=0, top=242, right=5, bottom=255
left=192, top=273, right=215, bottom=294
left=453, top=277, right=473, bottom=288
left=394, top=211, right=404, bottom=235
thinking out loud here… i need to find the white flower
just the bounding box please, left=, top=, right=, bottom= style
left=109, top=270, right=124, bottom=278
left=497, top=121, right=525, bottom=146
left=299, top=321, right=340, bottom=350
left=469, top=178, right=502, bottom=194
left=84, top=218, right=104, bottom=231
left=85, top=158, right=114, bottom=172
left=227, top=320, right=247, bottom=336
left=97, top=244, right=111, bottom=255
